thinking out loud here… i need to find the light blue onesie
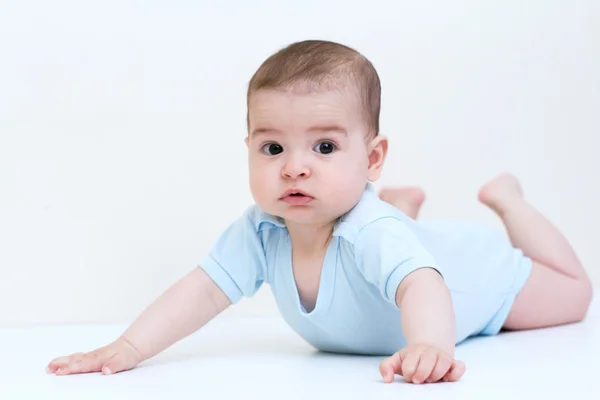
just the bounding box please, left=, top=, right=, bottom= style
left=199, top=183, right=533, bottom=355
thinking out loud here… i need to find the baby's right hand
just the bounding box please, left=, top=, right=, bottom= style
left=46, top=337, right=143, bottom=376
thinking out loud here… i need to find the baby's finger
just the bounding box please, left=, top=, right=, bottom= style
left=54, top=366, right=74, bottom=376
left=400, top=349, right=423, bottom=383
left=67, top=352, right=104, bottom=374
left=102, top=352, right=132, bottom=375
left=426, top=353, right=453, bottom=383
left=379, top=350, right=404, bottom=383
left=411, top=350, right=437, bottom=384
left=46, top=356, right=73, bottom=373
left=443, top=360, right=466, bottom=382
left=53, top=353, right=87, bottom=376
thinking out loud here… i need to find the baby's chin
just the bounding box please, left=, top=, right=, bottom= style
left=276, top=205, right=353, bottom=227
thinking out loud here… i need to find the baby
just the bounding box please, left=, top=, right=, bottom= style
left=46, top=40, right=593, bottom=384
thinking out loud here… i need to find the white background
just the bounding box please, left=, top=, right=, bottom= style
left=1, top=0, right=598, bottom=326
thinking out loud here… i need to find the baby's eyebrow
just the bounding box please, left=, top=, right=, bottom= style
left=251, top=127, right=281, bottom=137
left=250, top=125, right=348, bottom=137
left=307, top=125, right=348, bottom=136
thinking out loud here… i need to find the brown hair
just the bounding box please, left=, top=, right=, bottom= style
left=247, top=40, right=381, bottom=136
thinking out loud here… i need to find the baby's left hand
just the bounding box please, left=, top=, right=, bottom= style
left=379, top=343, right=466, bottom=384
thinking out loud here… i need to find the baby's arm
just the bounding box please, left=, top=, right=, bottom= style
left=396, top=268, right=456, bottom=356
left=46, top=267, right=230, bottom=375
left=379, top=268, right=465, bottom=384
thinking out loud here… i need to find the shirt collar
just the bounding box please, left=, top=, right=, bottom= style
left=254, top=211, right=286, bottom=231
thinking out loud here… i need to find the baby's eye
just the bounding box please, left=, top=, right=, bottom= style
left=261, top=143, right=283, bottom=155
left=314, top=141, right=336, bottom=155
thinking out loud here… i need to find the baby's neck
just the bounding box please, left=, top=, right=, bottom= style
left=286, top=221, right=335, bottom=257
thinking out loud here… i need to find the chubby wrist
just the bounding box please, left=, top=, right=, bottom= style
left=116, top=335, right=145, bottom=362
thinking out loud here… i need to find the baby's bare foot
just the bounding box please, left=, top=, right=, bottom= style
left=379, top=187, right=426, bottom=219
left=478, top=172, right=524, bottom=215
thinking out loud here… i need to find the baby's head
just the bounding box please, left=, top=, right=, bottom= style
left=245, top=40, right=388, bottom=228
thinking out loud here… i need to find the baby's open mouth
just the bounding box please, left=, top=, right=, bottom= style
left=280, top=190, right=314, bottom=205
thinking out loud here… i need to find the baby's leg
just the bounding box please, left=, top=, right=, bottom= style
left=478, top=173, right=593, bottom=330
left=378, top=187, right=426, bottom=219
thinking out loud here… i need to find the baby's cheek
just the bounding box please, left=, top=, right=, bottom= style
left=332, top=163, right=366, bottom=189
left=249, top=173, right=271, bottom=202
left=325, top=171, right=366, bottom=210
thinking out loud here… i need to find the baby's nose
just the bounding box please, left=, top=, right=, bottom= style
left=281, top=157, right=311, bottom=179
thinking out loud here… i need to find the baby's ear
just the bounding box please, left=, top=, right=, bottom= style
left=367, top=135, right=388, bottom=182
left=245, top=136, right=249, bottom=148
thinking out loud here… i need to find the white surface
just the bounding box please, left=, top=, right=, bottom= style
left=3, top=298, right=599, bottom=399
left=1, top=0, right=599, bottom=326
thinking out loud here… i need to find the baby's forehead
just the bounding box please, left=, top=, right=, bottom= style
left=247, top=78, right=368, bottom=132
left=250, top=89, right=358, bottom=122
left=247, top=91, right=370, bottom=140
left=249, top=82, right=361, bottom=112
